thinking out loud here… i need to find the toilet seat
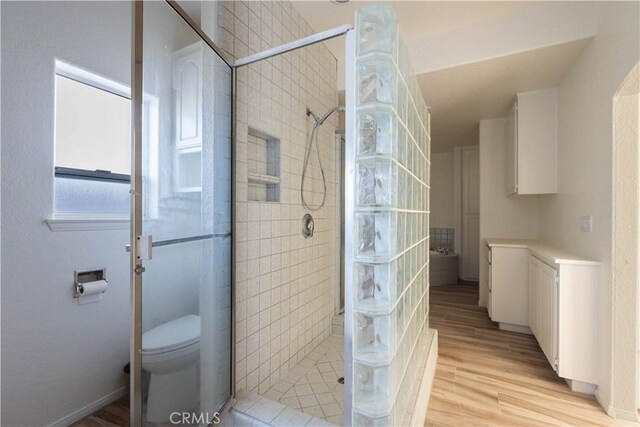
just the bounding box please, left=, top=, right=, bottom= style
left=142, top=314, right=200, bottom=355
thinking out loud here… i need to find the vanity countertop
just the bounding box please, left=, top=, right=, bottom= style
left=485, top=238, right=599, bottom=266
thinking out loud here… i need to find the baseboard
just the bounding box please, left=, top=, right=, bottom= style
left=597, top=392, right=640, bottom=422
left=607, top=407, right=640, bottom=422
left=498, top=322, right=533, bottom=335
left=410, top=329, right=438, bottom=427
left=48, top=387, right=127, bottom=427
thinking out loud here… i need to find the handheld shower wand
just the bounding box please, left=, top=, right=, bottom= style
left=301, top=106, right=345, bottom=211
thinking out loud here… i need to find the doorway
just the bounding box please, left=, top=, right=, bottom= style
left=611, top=62, right=640, bottom=420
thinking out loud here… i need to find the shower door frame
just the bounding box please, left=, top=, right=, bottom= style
left=130, top=1, right=236, bottom=425
left=229, top=25, right=355, bottom=427
left=132, top=2, right=355, bottom=423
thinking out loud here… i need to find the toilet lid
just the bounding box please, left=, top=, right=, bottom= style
left=142, top=314, right=200, bottom=353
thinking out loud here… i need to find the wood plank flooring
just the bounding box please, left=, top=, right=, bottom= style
left=71, top=282, right=635, bottom=427
left=71, top=395, right=129, bottom=427
left=426, top=282, right=635, bottom=427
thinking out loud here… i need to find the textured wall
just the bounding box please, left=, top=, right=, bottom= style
left=214, top=1, right=339, bottom=394
left=612, top=68, right=639, bottom=418
left=0, top=2, right=131, bottom=425
left=537, top=1, right=640, bottom=413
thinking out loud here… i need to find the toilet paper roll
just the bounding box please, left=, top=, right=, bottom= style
left=80, top=279, right=108, bottom=296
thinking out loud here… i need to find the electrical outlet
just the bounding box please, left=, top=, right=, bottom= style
left=580, top=215, right=593, bottom=232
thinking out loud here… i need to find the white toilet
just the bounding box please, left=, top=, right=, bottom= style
left=142, top=314, right=201, bottom=423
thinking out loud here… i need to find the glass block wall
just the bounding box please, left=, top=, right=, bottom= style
left=345, top=4, right=431, bottom=425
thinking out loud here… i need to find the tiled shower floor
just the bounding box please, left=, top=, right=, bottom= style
left=262, top=335, right=345, bottom=426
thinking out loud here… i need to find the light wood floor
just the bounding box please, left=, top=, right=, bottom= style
left=426, top=282, right=635, bottom=427
left=71, top=283, right=636, bottom=427
left=71, top=395, right=129, bottom=427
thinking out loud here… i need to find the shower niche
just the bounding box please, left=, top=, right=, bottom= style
left=247, top=127, right=280, bottom=202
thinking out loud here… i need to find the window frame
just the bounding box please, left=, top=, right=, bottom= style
left=54, top=60, right=132, bottom=183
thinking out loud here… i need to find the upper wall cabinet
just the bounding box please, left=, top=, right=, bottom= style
left=173, top=42, right=203, bottom=192
left=505, top=88, right=558, bottom=195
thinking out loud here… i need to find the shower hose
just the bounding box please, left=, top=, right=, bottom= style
left=301, top=106, right=344, bottom=211
left=301, top=120, right=327, bottom=211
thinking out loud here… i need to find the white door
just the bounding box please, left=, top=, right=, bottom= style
left=461, top=146, right=480, bottom=281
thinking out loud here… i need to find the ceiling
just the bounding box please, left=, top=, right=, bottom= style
left=294, top=1, right=594, bottom=152
left=420, top=38, right=590, bottom=152
left=295, top=1, right=531, bottom=39
left=295, top=1, right=533, bottom=70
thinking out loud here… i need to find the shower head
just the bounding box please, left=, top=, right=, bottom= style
left=306, top=108, right=320, bottom=124
left=307, top=105, right=345, bottom=127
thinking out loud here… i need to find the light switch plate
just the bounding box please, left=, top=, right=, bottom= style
left=580, top=215, right=593, bottom=232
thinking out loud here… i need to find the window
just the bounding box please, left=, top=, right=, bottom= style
left=53, top=62, right=131, bottom=216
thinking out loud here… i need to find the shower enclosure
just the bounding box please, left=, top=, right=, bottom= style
left=130, top=2, right=433, bottom=425
left=131, top=2, right=233, bottom=424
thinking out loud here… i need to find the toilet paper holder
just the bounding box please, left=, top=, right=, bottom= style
left=73, top=268, right=108, bottom=298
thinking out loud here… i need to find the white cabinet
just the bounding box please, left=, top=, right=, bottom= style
left=173, top=42, right=203, bottom=192
left=487, top=239, right=600, bottom=391
left=527, top=256, right=540, bottom=337
left=488, top=246, right=529, bottom=330
left=529, top=256, right=558, bottom=370
left=505, top=88, right=558, bottom=195
left=527, top=253, right=598, bottom=388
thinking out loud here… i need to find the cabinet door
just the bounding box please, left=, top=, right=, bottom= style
left=527, top=256, right=539, bottom=336
left=490, top=248, right=529, bottom=326
left=173, top=42, right=203, bottom=193
left=539, top=263, right=558, bottom=371
left=505, top=100, right=518, bottom=195
left=514, top=89, right=558, bottom=194
left=173, top=42, right=203, bottom=149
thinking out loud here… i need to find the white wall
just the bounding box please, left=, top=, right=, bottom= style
left=409, top=2, right=597, bottom=75
left=537, top=1, right=640, bottom=415
left=478, top=118, right=539, bottom=306
left=612, top=83, right=639, bottom=418
left=430, top=152, right=454, bottom=229
left=1, top=2, right=132, bottom=425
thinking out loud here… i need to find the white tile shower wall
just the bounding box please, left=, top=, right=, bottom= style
left=215, top=1, right=339, bottom=395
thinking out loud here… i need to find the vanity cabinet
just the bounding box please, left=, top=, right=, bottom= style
left=527, top=253, right=598, bottom=390
left=505, top=88, right=558, bottom=196
left=487, top=245, right=529, bottom=331
left=487, top=238, right=599, bottom=392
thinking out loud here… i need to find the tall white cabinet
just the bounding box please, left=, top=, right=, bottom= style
left=505, top=88, right=558, bottom=195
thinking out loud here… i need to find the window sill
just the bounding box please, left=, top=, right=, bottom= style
left=46, top=215, right=130, bottom=232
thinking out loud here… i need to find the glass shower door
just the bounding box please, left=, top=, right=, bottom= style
left=131, top=2, right=232, bottom=425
